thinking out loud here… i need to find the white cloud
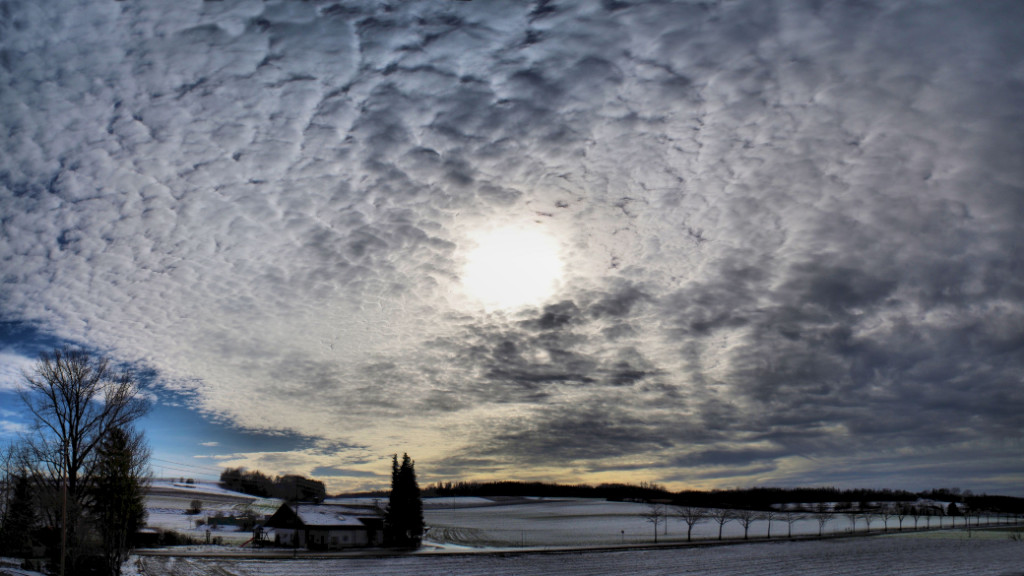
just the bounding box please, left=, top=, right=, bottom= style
left=0, top=418, right=29, bottom=436
left=1, top=0, right=1021, bottom=492
left=0, top=351, right=36, bottom=392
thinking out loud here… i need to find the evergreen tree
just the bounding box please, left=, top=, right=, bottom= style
left=0, top=472, right=37, bottom=558
left=90, top=427, right=149, bottom=576
left=384, top=453, right=424, bottom=547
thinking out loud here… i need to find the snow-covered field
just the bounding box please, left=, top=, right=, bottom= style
left=134, top=483, right=1022, bottom=576
left=128, top=531, right=1024, bottom=576
left=145, top=485, right=1014, bottom=549
left=421, top=498, right=1008, bottom=547
left=145, top=480, right=281, bottom=545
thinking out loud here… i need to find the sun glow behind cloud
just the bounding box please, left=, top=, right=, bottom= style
left=461, top=227, right=563, bottom=311
left=0, top=0, right=1022, bottom=495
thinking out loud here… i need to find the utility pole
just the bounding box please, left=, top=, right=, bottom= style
left=60, top=477, right=67, bottom=576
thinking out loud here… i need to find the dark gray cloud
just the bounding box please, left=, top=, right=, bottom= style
left=1, top=0, right=1022, bottom=493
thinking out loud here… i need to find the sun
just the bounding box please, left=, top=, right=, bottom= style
left=461, top=227, right=563, bottom=311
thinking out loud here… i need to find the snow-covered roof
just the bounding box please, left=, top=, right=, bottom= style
left=291, top=504, right=376, bottom=528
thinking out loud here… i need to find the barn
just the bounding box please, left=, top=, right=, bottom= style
left=264, top=503, right=384, bottom=550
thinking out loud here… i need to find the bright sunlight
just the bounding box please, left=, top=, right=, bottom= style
left=462, top=227, right=563, bottom=311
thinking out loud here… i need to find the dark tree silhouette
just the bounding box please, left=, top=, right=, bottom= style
left=845, top=510, right=860, bottom=533
left=734, top=509, right=758, bottom=540
left=895, top=503, right=909, bottom=531
left=782, top=511, right=802, bottom=538
left=710, top=509, right=733, bottom=540
left=642, top=504, right=667, bottom=543
left=814, top=503, right=834, bottom=537
left=90, top=427, right=149, bottom=576
left=674, top=506, right=707, bottom=542
left=20, top=346, right=149, bottom=573
left=384, top=453, right=424, bottom=547
left=763, top=510, right=777, bottom=538
left=0, top=465, right=38, bottom=558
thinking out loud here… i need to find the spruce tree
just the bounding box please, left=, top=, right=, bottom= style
left=384, top=453, right=424, bottom=547
left=90, top=427, right=149, bottom=576
left=0, top=472, right=37, bottom=558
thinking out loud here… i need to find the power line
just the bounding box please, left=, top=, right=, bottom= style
left=150, top=457, right=225, bottom=474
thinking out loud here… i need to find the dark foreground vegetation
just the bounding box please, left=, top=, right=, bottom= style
left=1, top=347, right=150, bottom=576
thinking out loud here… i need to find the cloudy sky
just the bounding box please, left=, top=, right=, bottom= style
left=2, top=0, right=1022, bottom=495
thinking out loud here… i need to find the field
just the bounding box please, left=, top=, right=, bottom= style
left=148, top=486, right=1011, bottom=549
left=127, top=482, right=1022, bottom=576
left=128, top=532, right=1024, bottom=576
left=145, top=480, right=282, bottom=545
left=421, top=497, right=1010, bottom=547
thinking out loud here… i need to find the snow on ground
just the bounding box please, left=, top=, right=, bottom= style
left=322, top=497, right=387, bottom=507
left=144, top=480, right=281, bottom=545
left=0, top=558, right=45, bottom=576
left=131, top=531, right=1024, bottom=576
left=143, top=490, right=1012, bottom=551
left=149, top=480, right=262, bottom=499
left=324, top=496, right=498, bottom=509
left=423, top=496, right=512, bottom=509
left=423, top=498, right=1008, bottom=547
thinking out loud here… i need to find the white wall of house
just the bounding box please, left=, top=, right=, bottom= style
left=309, top=528, right=369, bottom=549
left=272, top=528, right=306, bottom=547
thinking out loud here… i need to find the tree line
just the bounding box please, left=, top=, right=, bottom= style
left=428, top=480, right=671, bottom=502
left=643, top=496, right=1022, bottom=544
left=428, top=481, right=1024, bottom=514
left=218, top=468, right=326, bottom=502
left=0, top=347, right=149, bottom=576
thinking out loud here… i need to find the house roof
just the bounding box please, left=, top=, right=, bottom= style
left=295, top=505, right=369, bottom=528
left=266, top=503, right=382, bottom=530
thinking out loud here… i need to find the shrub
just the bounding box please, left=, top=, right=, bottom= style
left=156, top=530, right=200, bottom=547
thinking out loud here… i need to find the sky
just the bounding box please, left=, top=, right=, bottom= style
left=1, top=0, right=1022, bottom=496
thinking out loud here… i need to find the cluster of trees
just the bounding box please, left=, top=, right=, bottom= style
left=218, top=468, right=326, bottom=502
left=0, top=347, right=150, bottom=576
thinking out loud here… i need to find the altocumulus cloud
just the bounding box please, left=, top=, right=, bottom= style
left=1, top=0, right=1022, bottom=493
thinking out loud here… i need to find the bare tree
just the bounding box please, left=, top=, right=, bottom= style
left=880, top=506, right=895, bottom=532
left=782, top=510, right=802, bottom=538
left=814, top=503, right=834, bottom=537
left=734, top=509, right=758, bottom=540
left=643, top=504, right=667, bottom=543
left=895, top=503, right=908, bottom=531
left=845, top=510, right=860, bottom=533
left=20, top=346, right=149, bottom=574
left=910, top=505, right=921, bottom=530
left=674, top=506, right=707, bottom=542
left=710, top=508, right=733, bottom=541
left=763, top=510, right=777, bottom=539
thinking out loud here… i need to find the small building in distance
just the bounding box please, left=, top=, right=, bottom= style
left=264, top=503, right=384, bottom=550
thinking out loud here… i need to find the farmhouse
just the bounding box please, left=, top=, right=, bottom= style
left=265, top=503, right=384, bottom=550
